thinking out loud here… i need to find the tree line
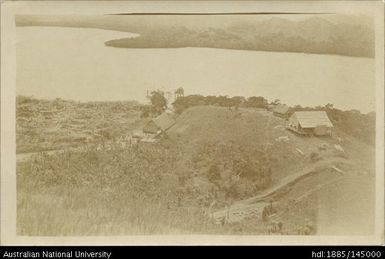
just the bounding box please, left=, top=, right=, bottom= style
left=172, top=95, right=271, bottom=113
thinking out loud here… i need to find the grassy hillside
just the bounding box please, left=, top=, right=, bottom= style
left=172, top=95, right=376, bottom=146
left=17, top=104, right=375, bottom=235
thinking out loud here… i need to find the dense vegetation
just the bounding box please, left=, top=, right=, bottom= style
left=105, top=20, right=374, bottom=58
left=192, top=142, right=273, bottom=200
left=16, top=96, right=143, bottom=153
left=17, top=135, right=277, bottom=235
left=17, top=143, right=212, bottom=235
left=172, top=94, right=268, bottom=113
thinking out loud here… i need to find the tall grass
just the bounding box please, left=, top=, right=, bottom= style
left=17, top=144, right=216, bottom=236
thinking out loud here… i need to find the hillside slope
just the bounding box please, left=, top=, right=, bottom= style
left=166, top=106, right=375, bottom=234
left=168, top=106, right=373, bottom=178
left=16, top=104, right=375, bottom=235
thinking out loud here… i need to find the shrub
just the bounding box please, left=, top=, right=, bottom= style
left=309, top=152, right=320, bottom=162
left=207, top=164, right=221, bottom=182
left=140, top=109, right=150, bottom=118
left=225, top=179, right=256, bottom=200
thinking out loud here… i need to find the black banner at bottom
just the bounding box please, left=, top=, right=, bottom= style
left=0, top=246, right=384, bottom=259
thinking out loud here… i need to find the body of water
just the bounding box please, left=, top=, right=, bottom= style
left=16, top=27, right=375, bottom=113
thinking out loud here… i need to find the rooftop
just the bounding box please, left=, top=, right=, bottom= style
left=152, top=112, right=176, bottom=131
left=293, top=111, right=333, bottom=128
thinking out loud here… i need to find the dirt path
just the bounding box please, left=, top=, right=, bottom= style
left=16, top=138, right=139, bottom=163
left=17, top=143, right=112, bottom=162
left=211, top=157, right=352, bottom=223
left=17, top=145, right=106, bottom=162
left=17, top=149, right=65, bottom=163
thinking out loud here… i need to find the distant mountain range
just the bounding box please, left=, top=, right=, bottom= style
left=16, top=14, right=374, bottom=57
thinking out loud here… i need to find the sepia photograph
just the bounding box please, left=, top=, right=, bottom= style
left=1, top=1, right=384, bottom=245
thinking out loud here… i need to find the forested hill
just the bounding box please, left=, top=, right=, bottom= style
left=16, top=14, right=374, bottom=58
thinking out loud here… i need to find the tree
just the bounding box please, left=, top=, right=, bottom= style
left=230, top=96, right=245, bottom=110
left=185, top=95, right=205, bottom=106
left=216, top=95, right=230, bottom=107
left=140, top=106, right=150, bottom=118
left=174, top=87, right=184, bottom=100
left=172, top=96, right=189, bottom=114
left=293, top=104, right=303, bottom=110
left=245, top=96, right=268, bottom=108
left=205, top=95, right=218, bottom=105
left=150, top=90, right=167, bottom=114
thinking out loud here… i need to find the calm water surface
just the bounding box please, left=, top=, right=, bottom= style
left=16, top=27, right=375, bottom=112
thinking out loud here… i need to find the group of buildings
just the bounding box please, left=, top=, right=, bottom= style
left=141, top=103, right=334, bottom=139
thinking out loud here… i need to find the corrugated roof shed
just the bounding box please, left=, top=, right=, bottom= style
left=273, top=104, right=289, bottom=114
left=152, top=112, right=176, bottom=131
left=294, top=111, right=333, bottom=128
